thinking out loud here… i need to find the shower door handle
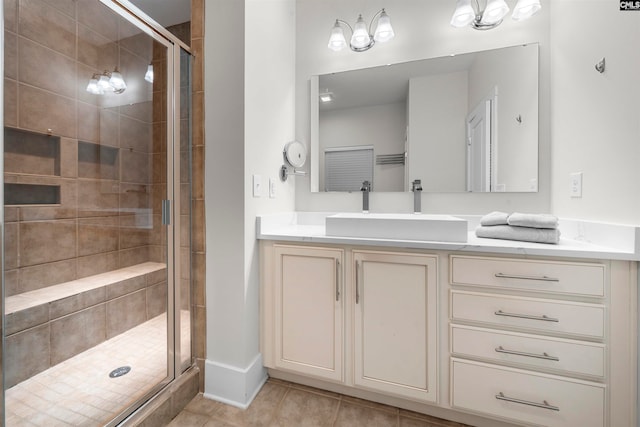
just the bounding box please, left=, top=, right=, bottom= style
left=162, top=200, right=171, bottom=225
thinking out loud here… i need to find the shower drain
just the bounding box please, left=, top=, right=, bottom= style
left=109, top=366, right=132, bottom=378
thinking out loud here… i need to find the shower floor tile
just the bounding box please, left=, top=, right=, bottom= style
left=5, top=310, right=191, bottom=426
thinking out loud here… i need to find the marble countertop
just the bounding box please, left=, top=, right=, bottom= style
left=256, top=212, right=640, bottom=261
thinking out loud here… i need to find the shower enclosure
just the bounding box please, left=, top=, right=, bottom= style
left=1, top=0, right=193, bottom=425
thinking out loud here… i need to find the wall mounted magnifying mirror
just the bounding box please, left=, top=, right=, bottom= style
left=310, top=43, right=539, bottom=193
left=280, top=140, right=308, bottom=181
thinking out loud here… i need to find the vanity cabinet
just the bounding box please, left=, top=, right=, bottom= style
left=270, top=245, right=344, bottom=382
left=448, top=255, right=627, bottom=427
left=260, top=240, right=637, bottom=427
left=353, top=251, right=438, bottom=402
left=261, top=244, right=439, bottom=402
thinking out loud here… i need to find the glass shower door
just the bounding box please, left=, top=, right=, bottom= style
left=2, top=0, right=181, bottom=424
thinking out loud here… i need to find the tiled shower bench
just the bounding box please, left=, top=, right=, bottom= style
left=4, top=262, right=167, bottom=388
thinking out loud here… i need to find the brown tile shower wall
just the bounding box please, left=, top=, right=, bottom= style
left=3, top=0, right=166, bottom=297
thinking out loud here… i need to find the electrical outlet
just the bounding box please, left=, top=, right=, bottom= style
left=570, top=172, right=582, bottom=198
left=253, top=174, right=262, bottom=198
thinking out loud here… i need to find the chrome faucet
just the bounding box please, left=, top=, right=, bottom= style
left=361, top=180, right=371, bottom=213
left=411, top=179, right=422, bottom=214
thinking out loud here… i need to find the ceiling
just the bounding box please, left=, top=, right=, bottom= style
left=319, top=52, right=477, bottom=112
left=128, top=0, right=191, bottom=27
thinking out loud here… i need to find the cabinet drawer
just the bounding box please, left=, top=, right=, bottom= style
left=451, top=325, right=605, bottom=378
left=451, top=359, right=605, bottom=427
left=450, top=255, right=605, bottom=297
left=451, top=290, right=605, bottom=338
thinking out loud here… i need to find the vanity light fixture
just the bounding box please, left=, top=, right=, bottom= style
left=450, top=0, right=541, bottom=30
left=86, top=67, right=127, bottom=95
left=328, top=8, right=394, bottom=53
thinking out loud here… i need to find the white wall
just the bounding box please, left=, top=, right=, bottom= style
left=202, top=0, right=640, bottom=406
left=204, top=0, right=296, bottom=406
left=550, top=1, right=640, bottom=224
left=408, top=71, right=467, bottom=192
left=320, top=102, right=406, bottom=192
left=295, top=0, right=551, bottom=214
left=468, top=45, right=539, bottom=192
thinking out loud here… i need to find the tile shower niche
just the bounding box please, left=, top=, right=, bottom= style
left=4, top=127, right=61, bottom=205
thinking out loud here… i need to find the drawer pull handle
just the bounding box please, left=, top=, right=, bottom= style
left=494, top=310, right=559, bottom=323
left=335, top=260, right=340, bottom=302
left=495, top=272, right=559, bottom=282
left=355, top=261, right=360, bottom=304
left=496, top=392, right=559, bottom=412
left=495, top=346, right=560, bottom=361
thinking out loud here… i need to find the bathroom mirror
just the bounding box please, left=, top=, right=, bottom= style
left=310, top=43, right=539, bottom=193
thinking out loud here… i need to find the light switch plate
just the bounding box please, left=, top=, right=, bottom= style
left=253, top=174, right=262, bottom=198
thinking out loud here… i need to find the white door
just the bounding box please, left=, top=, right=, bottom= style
left=466, top=100, right=492, bottom=192
left=353, top=251, right=438, bottom=402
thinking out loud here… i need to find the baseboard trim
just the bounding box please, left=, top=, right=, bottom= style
left=203, top=353, right=267, bottom=409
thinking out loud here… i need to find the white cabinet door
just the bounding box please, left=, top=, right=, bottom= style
left=353, top=251, right=438, bottom=402
left=274, top=245, right=344, bottom=382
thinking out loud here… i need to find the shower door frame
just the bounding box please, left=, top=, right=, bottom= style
left=98, top=1, right=194, bottom=424
left=0, top=0, right=193, bottom=425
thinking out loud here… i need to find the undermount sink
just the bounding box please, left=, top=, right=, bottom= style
left=325, top=213, right=468, bottom=243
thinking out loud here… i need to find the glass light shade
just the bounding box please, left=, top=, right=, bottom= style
left=481, top=0, right=509, bottom=24
left=373, top=9, right=394, bottom=43
left=109, top=69, right=127, bottom=93
left=144, top=64, right=154, bottom=83
left=450, top=0, right=476, bottom=27
left=350, top=15, right=371, bottom=49
left=86, top=77, right=103, bottom=95
left=319, top=92, right=333, bottom=103
left=512, top=0, right=541, bottom=21
left=327, top=21, right=347, bottom=51
left=97, top=74, right=111, bottom=91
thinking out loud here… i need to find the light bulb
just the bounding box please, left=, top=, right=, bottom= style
left=86, top=75, right=103, bottom=95
left=481, top=0, right=509, bottom=24
left=450, top=0, right=476, bottom=27
left=350, top=15, right=371, bottom=50
left=373, top=9, right=394, bottom=43
left=109, top=68, right=127, bottom=93
left=327, top=21, right=347, bottom=51
left=145, top=64, right=154, bottom=83
left=512, top=0, right=541, bottom=21
left=98, top=73, right=111, bottom=91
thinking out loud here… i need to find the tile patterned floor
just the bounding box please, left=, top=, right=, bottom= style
left=170, top=379, right=471, bottom=427
left=5, top=311, right=191, bottom=426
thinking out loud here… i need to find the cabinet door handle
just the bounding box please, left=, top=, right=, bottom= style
left=335, top=259, right=340, bottom=302
left=495, top=272, right=559, bottom=282
left=495, top=392, right=559, bottom=411
left=355, top=260, right=360, bottom=304
left=495, top=346, right=560, bottom=361
left=494, top=310, right=559, bottom=323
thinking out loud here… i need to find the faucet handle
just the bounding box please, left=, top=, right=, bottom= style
left=361, top=180, right=371, bottom=191
left=412, top=179, right=422, bottom=191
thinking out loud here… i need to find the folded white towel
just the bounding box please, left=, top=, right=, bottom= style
left=480, top=211, right=510, bottom=226
left=475, top=225, right=561, bottom=244
left=507, top=212, right=559, bottom=229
